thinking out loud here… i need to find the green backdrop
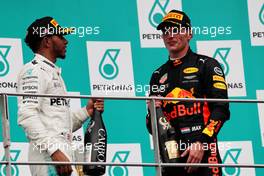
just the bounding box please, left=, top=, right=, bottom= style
left=0, top=0, right=264, bottom=175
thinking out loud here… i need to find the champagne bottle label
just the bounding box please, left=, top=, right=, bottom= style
left=75, top=165, right=84, bottom=176
left=165, top=140, right=180, bottom=159
left=93, top=128, right=107, bottom=162
left=84, top=143, right=92, bottom=162
left=83, top=110, right=107, bottom=175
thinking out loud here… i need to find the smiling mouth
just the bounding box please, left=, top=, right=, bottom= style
left=167, top=41, right=177, bottom=46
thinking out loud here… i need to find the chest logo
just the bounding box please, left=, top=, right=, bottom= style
left=183, top=67, right=199, bottom=74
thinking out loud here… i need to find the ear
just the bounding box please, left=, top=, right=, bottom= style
left=42, top=36, right=52, bottom=48
left=187, top=32, right=193, bottom=41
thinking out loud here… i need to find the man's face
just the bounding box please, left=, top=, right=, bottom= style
left=50, top=35, right=68, bottom=59
left=161, top=26, right=192, bottom=54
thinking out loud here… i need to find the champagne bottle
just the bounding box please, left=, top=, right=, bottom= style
left=156, top=108, right=181, bottom=163
left=83, top=109, right=107, bottom=175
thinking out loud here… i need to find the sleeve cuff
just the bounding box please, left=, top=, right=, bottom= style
left=82, top=107, right=90, bottom=118
left=196, top=133, right=212, bottom=144
left=39, top=137, right=60, bottom=156
left=77, top=107, right=90, bottom=122
left=47, top=144, right=60, bottom=156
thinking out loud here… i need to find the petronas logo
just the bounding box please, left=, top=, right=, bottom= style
left=149, top=0, right=169, bottom=28
left=222, top=148, right=241, bottom=176
left=213, top=48, right=231, bottom=76
left=1, top=150, right=20, bottom=176
left=99, top=49, right=120, bottom=80
left=259, top=3, right=264, bottom=25
left=0, top=45, right=11, bottom=76
left=108, top=151, right=130, bottom=176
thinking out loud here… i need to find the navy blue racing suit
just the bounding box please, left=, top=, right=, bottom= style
left=146, top=49, right=230, bottom=176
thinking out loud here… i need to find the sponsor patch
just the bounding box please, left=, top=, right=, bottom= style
left=164, top=102, right=201, bottom=121
left=159, top=73, right=168, bottom=84
left=191, top=125, right=201, bottom=131
left=54, top=82, right=62, bottom=88
left=25, top=69, right=33, bottom=76
left=184, top=75, right=197, bottom=80
left=182, top=80, right=198, bottom=83
left=181, top=125, right=201, bottom=134
left=183, top=67, right=199, bottom=74
left=214, top=67, right=223, bottom=76
left=163, top=87, right=195, bottom=106
left=180, top=127, right=191, bottom=134
left=172, top=59, right=182, bottom=66
left=213, top=75, right=225, bottom=83
left=202, top=120, right=218, bottom=137
left=213, top=82, right=227, bottom=90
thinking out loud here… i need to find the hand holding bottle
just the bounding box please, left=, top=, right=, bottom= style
left=86, top=99, right=104, bottom=116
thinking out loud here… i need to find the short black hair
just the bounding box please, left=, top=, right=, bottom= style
left=24, top=34, right=43, bottom=53
left=24, top=16, right=72, bottom=52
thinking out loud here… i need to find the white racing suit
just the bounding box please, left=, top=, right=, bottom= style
left=17, top=54, right=89, bottom=176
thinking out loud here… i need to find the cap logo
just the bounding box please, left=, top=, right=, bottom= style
left=50, top=19, right=59, bottom=27
left=163, top=12, right=183, bottom=22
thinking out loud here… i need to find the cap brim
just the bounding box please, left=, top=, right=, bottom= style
left=157, top=22, right=174, bottom=30
left=156, top=20, right=188, bottom=30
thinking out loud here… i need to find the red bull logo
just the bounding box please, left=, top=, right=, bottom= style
left=163, top=87, right=195, bottom=107
left=164, top=102, right=201, bottom=121
left=163, top=87, right=201, bottom=121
